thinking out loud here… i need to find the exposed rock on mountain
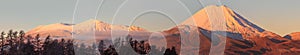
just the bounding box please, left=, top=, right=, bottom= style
left=284, top=32, right=300, bottom=40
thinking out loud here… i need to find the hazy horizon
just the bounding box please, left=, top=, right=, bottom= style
left=0, top=0, right=299, bottom=36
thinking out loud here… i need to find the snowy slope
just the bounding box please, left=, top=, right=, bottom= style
left=26, top=23, right=73, bottom=37
left=26, top=19, right=147, bottom=38
left=181, top=5, right=280, bottom=39
left=73, top=19, right=147, bottom=34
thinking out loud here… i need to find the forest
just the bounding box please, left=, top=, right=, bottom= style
left=0, top=30, right=178, bottom=55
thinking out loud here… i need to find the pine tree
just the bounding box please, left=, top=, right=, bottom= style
left=0, top=31, right=5, bottom=55
left=12, top=31, right=18, bottom=39
left=98, top=40, right=105, bottom=55
left=19, top=30, right=25, bottom=44
left=8, top=30, right=13, bottom=46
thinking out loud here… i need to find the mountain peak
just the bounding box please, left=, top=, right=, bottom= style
left=201, top=5, right=231, bottom=12
left=83, top=19, right=106, bottom=24
left=204, top=5, right=228, bottom=8
left=181, top=5, right=269, bottom=38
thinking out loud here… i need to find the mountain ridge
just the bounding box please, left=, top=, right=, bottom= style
left=26, top=19, right=147, bottom=37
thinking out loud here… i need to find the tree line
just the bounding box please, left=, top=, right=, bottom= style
left=0, top=30, right=178, bottom=55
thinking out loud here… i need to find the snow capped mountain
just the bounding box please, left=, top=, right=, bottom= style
left=181, top=5, right=279, bottom=39
left=161, top=5, right=297, bottom=55
left=26, top=19, right=147, bottom=38
left=73, top=19, right=147, bottom=34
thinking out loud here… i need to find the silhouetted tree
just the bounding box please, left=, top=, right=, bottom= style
left=8, top=30, right=13, bottom=46
left=164, top=46, right=178, bottom=55
left=0, top=31, right=5, bottom=54
left=25, top=38, right=34, bottom=55
left=98, top=40, right=105, bottom=55
left=65, top=40, right=74, bottom=55
left=42, top=35, right=52, bottom=55
left=34, top=34, right=42, bottom=55
left=19, top=30, right=25, bottom=46
left=12, top=31, right=18, bottom=39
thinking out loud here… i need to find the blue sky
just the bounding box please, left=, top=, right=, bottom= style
left=0, top=0, right=299, bottom=36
